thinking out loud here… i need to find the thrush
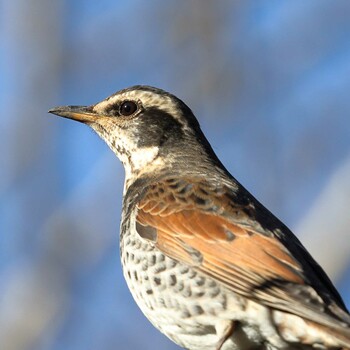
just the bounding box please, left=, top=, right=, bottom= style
left=49, top=85, right=350, bottom=350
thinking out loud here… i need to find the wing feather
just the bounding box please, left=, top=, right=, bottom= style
left=135, top=179, right=350, bottom=333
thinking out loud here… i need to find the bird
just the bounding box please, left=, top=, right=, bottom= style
left=49, top=85, right=350, bottom=350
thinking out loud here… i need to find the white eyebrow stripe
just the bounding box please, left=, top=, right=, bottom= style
left=93, top=90, right=186, bottom=127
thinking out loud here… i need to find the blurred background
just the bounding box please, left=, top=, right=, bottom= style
left=1, top=1, right=350, bottom=349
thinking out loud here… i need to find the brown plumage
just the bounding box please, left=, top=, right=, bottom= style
left=136, top=178, right=350, bottom=348
left=50, top=85, right=350, bottom=350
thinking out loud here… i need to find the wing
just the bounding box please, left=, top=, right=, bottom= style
left=134, top=177, right=350, bottom=332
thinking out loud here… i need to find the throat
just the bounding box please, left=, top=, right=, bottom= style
left=123, top=146, right=164, bottom=190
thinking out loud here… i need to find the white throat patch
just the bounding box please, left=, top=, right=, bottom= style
left=123, top=145, right=163, bottom=192
left=90, top=122, right=163, bottom=188
left=130, top=146, right=160, bottom=172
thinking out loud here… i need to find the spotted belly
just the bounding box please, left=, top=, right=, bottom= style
left=121, top=225, right=283, bottom=350
left=120, top=218, right=329, bottom=350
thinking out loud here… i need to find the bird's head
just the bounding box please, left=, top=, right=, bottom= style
left=49, top=85, right=223, bottom=185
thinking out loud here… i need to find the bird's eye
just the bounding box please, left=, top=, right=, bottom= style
left=119, top=101, right=138, bottom=116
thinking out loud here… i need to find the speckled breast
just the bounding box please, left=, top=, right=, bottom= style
left=120, top=214, right=237, bottom=350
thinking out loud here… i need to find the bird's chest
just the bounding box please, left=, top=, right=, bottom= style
left=119, top=213, right=233, bottom=348
left=119, top=212, right=293, bottom=350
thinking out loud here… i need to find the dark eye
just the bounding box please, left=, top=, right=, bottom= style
left=120, top=101, right=138, bottom=116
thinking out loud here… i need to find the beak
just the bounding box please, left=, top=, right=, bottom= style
left=48, top=105, right=98, bottom=124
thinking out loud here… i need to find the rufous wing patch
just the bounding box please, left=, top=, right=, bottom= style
left=134, top=179, right=350, bottom=335
left=137, top=208, right=304, bottom=290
